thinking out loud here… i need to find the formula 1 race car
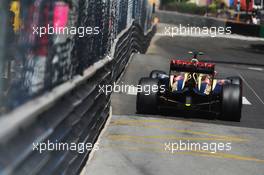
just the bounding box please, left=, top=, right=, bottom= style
left=136, top=52, right=242, bottom=121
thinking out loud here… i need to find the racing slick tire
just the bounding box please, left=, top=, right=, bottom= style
left=220, top=84, right=242, bottom=122
left=150, top=70, right=167, bottom=79
left=136, top=78, right=159, bottom=114
left=227, top=76, right=243, bottom=107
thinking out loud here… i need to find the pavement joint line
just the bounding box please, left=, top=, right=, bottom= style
left=110, top=120, right=247, bottom=141
left=104, top=144, right=264, bottom=164
left=238, top=72, right=264, bottom=105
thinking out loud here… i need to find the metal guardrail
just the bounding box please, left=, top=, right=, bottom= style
left=0, top=20, right=156, bottom=175
left=0, top=0, right=157, bottom=174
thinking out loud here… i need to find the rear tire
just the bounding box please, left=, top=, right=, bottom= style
left=220, top=84, right=242, bottom=122
left=227, top=76, right=242, bottom=107
left=150, top=70, right=167, bottom=79
left=136, top=78, right=159, bottom=114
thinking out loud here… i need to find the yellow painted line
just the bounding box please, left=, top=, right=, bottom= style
left=110, top=120, right=247, bottom=142
left=106, top=134, right=253, bottom=161
left=105, top=144, right=264, bottom=164
left=107, top=134, right=245, bottom=142
left=197, top=150, right=264, bottom=163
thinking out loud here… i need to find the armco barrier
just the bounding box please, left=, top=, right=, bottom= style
left=0, top=22, right=156, bottom=175
left=225, top=21, right=261, bottom=37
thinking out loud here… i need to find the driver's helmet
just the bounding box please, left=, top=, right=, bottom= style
left=190, top=58, right=199, bottom=84
left=191, top=58, right=199, bottom=64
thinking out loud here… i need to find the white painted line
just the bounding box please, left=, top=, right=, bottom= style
left=243, top=97, right=252, bottom=105
left=248, top=67, right=263, bottom=71
left=239, top=73, right=264, bottom=105
left=127, top=86, right=138, bottom=95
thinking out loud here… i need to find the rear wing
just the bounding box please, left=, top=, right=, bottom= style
left=170, top=60, right=215, bottom=74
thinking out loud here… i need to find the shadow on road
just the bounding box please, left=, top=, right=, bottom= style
left=134, top=110, right=263, bottom=130
left=249, top=44, right=264, bottom=54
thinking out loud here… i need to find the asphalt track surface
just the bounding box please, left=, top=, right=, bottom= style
left=81, top=24, right=264, bottom=175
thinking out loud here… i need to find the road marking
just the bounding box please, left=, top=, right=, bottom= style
left=239, top=73, right=264, bottom=105
left=107, top=134, right=246, bottom=142
left=248, top=67, right=263, bottom=71
left=127, top=86, right=138, bottom=95
left=243, top=97, right=252, bottom=105
left=105, top=144, right=264, bottom=164
left=110, top=120, right=247, bottom=141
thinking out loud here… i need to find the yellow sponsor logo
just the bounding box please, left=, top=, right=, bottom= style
left=10, top=0, right=21, bottom=33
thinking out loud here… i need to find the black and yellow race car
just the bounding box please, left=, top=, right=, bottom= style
left=136, top=52, right=242, bottom=121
